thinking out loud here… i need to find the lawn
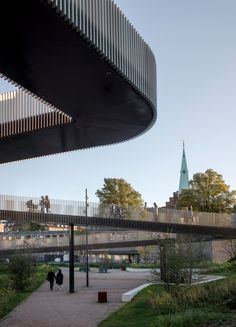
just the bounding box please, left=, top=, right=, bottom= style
left=99, top=263, right=236, bottom=327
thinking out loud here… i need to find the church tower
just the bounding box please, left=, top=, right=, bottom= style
left=178, top=142, right=189, bottom=193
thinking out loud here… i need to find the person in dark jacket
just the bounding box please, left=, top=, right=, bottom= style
left=55, top=269, right=64, bottom=291
left=47, top=270, right=56, bottom=291
left=44, top=195, right=50, bottom=213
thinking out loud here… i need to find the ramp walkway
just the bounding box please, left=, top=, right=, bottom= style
left=0, top=268, right=150, bottom=327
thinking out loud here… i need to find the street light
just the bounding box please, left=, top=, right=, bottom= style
left=69, top=222, right=74, bottom=293
left=85, top=188, right=89, bottom=287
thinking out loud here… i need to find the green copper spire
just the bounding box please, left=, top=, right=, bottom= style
left=178, top=142, right=189, bottom=193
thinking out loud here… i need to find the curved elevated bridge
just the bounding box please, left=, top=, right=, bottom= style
left=1, top=208, right=236, bottom=245
left=1, top=194, right=236, bottom=257
left=0, top=210, right=236, bottom=254
left=0, top=0, right=156, bottom=164
left=1, top=205, right=236, bottom=292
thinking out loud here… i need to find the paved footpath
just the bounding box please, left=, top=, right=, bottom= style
left=0, top=268, right=150, bottom=327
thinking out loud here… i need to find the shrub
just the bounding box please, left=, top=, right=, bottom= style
left=8, top=255, right=35, bottom=290
left=148, top=279, right=236, bottom=314
left=173, top=279, right=236, bottom=308
left=148, top=290, right=178, bottom=314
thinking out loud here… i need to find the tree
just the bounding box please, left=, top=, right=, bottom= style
left=96, top=178, right=144, bottom=218
left=9, top=255, right=35, bottom=290
left=177, top=169, right=236, bottom=213
left=152, top=235, right=204, bottom=287
left=137, top=246, right=156, bottom=263
left=13, top=221, right=46, bottom=232
left=96, top=178, right=143, bottom=207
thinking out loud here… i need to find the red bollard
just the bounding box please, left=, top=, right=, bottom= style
left=98, top=291, right=107, bottom=303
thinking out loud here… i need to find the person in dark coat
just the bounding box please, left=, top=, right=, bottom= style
left=55, top=269, right=64, bottom=291
left=40, top=196, right=45, bottom=213
left=44, top=195, right=50, bottom=213
left=47, top=270, right=56, bottom=290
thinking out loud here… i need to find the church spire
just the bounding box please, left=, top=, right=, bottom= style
left=178, top=141, right=189, bottom=193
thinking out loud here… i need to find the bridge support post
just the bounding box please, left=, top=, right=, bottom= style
left=85, top=188, right=89, bottom=287
left=160, top=243, right=167, bottom=282
left=69, top=223, right=74, bottom=293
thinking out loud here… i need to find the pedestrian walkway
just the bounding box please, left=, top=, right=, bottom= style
left=0, top=268, right=150, bottom=327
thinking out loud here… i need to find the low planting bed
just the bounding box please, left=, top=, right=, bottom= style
left=0, top=262, right=55, bottom=320
left=99, top=267, right=236, bottom=327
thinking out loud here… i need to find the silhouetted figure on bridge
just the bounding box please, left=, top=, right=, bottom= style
left=184, top=206, right=193, bottom=223
left=188, top=205, right=193, bottom=222
left=40, top=196, right=45, bottom=213
left=115, top=204, right=122, bottom=218
left=153, top=202, right=158, bottom=221
left=109, top=203, right=122, bottom=218
left=26, top=199, right=38, bottom=211
left=45, top=195, right=51, bottom=213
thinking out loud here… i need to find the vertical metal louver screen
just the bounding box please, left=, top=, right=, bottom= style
left=47, top=0, right=157, bottom=108
left=0, top=90, right=72, bottom=138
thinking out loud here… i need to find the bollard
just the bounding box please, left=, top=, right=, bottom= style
left=98, top=291, right=107, bottom=303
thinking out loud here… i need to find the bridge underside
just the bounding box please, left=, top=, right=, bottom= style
left=1, top=210, right=236, bottom=239
left=0, top=1, right=155, bottom=163
left=0, top=237, right=215, bottom=256
left=0, top=239, right=160, bottom=256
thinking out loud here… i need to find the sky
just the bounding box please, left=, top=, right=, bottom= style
left=0, top=0, right=236, bottom=207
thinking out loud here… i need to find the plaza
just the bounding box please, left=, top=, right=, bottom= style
left=0, top=268, right=150, bottom=327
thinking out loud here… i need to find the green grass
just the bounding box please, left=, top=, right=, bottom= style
left=0, top=289, right=32, bottom=319
left=205, top=261, right=236, bottom=278
left=98, top=289, right=230, bottom=327
left=0, top=263, right=52, bottom=319
left=98, top=264, right=236, bottom=327
left=99, top=309, right=229, bottom=327
left=0, top=271, right=9, bottom=289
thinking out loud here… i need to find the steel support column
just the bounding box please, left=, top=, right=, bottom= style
left=69, top=223, right=74, bottom=293
left=85, top=189, right=89, bottom=287
left=160, top=243, right=167, bottom=282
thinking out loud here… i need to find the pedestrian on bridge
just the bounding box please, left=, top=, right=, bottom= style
left=45, top=195, right=51, bottom=213
left=40, top=196, right=45, bottom=213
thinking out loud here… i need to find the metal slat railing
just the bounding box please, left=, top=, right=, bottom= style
left=0, top=194, right=236, bottom=228
left=0, top=90, right=72, bottom=138
left=47, top=0, right=157, bottom=109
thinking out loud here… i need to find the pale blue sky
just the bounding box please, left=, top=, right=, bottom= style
left=0, top=0, right=235, bottom=207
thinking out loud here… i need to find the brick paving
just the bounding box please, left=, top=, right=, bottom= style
left=1, top=268, right=236, bottom=327
left=0, top=268, right=151, bottom=327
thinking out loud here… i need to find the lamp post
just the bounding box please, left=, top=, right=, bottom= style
left=160, top=242, right=166, bottom=282
left=85, top=188, right=89, bottom=287
left=69, top=222, right=74, bottom=293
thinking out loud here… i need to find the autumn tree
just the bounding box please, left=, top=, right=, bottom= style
left=177, top=169, right=236, bottom=213
left=96, top=178, right=144, bottom=218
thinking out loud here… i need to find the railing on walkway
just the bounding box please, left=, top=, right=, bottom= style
left=0, top=194, right=236, bottom=228
left=158, top=208, right=235, bottom=228
left=0, top=194, right=153, bottom=221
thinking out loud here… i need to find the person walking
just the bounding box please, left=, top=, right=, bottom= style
left=47, top=270, right=55, bottom=291
left=45, top=195, right=51, bottom=213
left=55, top=269, right=64, bottom=291
left=153, top=202, right=158, bottom=221
left=40, top=196, right=45, bottom=213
